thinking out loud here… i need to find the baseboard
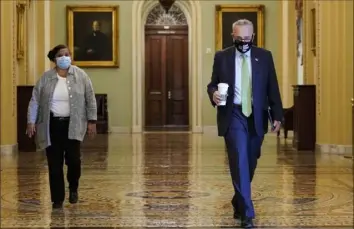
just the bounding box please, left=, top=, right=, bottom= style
left=110, top=126, right=131, bottom=133
left=0, top=144, right=18, bottom=154
left=316, top=143, right=353, bottom=155
left=202, top=125, right=218, bottom=134
left=202, top=126, right=294, bottom=137
left=108, top=125, right=296, bottom=137
left=192, top=126, right=203, bottom=133
left=132, top=126, right=141, bottom=133
left=111, top=126, right=205, bottom=133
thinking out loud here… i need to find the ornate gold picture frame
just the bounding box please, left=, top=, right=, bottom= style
left=67, top=5, right=119, bottom=68
left=215, top=4, right=265, bottom=50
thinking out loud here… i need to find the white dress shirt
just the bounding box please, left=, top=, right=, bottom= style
left=51, top=74, right=70, bottom=117
left=234, top=49, right=252, bottom=105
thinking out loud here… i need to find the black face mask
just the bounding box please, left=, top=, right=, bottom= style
left=233, top=39, right=253, bottom=53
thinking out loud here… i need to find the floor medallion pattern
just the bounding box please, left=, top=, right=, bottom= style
left=1, top=133, right=353, bottom=228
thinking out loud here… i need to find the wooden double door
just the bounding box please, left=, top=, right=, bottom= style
left=144, top=25, right=189, bottom=130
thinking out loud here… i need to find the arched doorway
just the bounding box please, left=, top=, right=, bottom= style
left=144, top=5, right=189, bottom=131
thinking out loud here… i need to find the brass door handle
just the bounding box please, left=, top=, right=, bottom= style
left=351, top=98, right=354, bottom=106
left=168, top=91, right=171, bottom=99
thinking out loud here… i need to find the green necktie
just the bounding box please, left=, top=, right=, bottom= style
left=241, top=55, right=252, bottom=117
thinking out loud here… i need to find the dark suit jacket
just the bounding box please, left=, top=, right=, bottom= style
left=207, top=46, right=283, bottom=137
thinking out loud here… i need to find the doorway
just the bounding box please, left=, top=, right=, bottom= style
left=144, top=25, right=189, bottom=131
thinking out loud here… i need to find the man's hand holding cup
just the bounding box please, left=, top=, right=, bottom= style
left=213, top=83, right=229, bottom=106
left=213, top=91, right=222, bottom=105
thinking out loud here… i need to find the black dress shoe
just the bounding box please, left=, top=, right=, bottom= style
left=241, top=217, right=254, bottom=228
left=52, top=202, right=63, bottom=209
left=69, top=191, right=78, bottom=204
left=233, top=211, right=241, bottom=219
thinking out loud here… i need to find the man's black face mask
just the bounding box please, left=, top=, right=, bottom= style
left=233, top=36, right=254, bottom=53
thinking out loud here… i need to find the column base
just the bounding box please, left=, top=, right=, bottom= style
left=0, top=144, right=18, bottom=154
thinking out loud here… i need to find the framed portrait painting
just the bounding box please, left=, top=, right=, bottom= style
left=215, top=5, right=265, bottom=50
left=67, top=5, right=119, bottom=68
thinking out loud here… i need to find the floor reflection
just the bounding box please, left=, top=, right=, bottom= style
left=0, top=133, right=353, bottom=228
left=141, top=134, right=191, bottom=227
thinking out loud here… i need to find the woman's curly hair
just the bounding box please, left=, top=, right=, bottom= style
left=47, top=44, right=70, bottom=62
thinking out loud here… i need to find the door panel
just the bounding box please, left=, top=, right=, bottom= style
left=144, top=26, right=189, bottom=130
left=166, top=35, right=189, bottom=126
left=145, top=35, right=166, bottom=127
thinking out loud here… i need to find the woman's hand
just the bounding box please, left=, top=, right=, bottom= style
left=87, top=123, right=96, bottom=138
left=26, top=123, right=36, bottom=138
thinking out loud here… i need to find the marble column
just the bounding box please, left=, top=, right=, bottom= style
left=0, top=1, right=17, bottom=152
left=303, top=0, right=353, bottom=152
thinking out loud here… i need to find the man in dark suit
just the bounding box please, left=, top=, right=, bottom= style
left=82, top=20, right=112, bottom=61
left=207, top=19, right=283, bottom=228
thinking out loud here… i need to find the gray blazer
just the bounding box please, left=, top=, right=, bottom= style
left=27, top=65, right=97, bottom=150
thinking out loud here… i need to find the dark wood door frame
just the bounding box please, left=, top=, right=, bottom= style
left=144, top=25, right=189, bottom=131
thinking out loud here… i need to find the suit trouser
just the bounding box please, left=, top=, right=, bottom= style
left=45, top=114, right=81, bottom=203
left=224, top=106, right=264, bottom=218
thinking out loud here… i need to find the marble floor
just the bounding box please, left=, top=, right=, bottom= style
left=0, top=133, right=353, bottom=229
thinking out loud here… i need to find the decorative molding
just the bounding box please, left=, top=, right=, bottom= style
left=16, top=1, right=26, bottom=60
left=0, top=144, right=18, bottom=154
left=315, top=0, right=321, bottom=116
left=27, top=0, right=37, bottom=85
left=299, top=0, right=306, bottom=83
left=12, top=3, right=17, bottom=117
left=316, top=143, right=352, bottom=155
left=281, top=0, right=289, bottom=105
left=131, top=0, right=202, bottom=133
left=146, top=4, right=187, bottom=25
left=44, top=0, right=51, bottom=70
left=310, top=8, right=316, bottom=56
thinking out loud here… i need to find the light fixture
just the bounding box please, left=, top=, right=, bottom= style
left=159, top=0, right=175, bottom=13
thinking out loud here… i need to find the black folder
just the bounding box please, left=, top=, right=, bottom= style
left=267, top=108, right=275, bottom=131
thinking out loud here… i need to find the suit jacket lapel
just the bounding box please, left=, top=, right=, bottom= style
left=251, top=48, right=259, bottom=96
left=227, top=47, right=236, bottom=90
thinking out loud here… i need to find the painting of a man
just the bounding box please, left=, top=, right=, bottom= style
left=221, top=11, right=259, bottom=49
left=81, top=20, right=112, bottom=61
left=67, top=6, right=119, bottom=67
left=72, top=12, right=113, bottom=62
left=215, top=5, right=264, bottom=51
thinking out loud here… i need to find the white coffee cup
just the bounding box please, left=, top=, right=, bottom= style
left=217, top=83, right=229, bottom=106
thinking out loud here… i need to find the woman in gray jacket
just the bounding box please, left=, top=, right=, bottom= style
left=26, top=44, right=97, bottom=209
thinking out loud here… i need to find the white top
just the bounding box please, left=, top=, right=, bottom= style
left=234, top=49, right=252, bottom=105
left=51, top=74, right=70, bottom=117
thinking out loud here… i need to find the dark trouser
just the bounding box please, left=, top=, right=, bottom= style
left=224, top=106, right=264, bottom=218
left=46, top=114, right=81, bottom=203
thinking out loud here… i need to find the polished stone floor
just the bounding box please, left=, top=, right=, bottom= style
left=0, top=133, right=353, bottom=229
